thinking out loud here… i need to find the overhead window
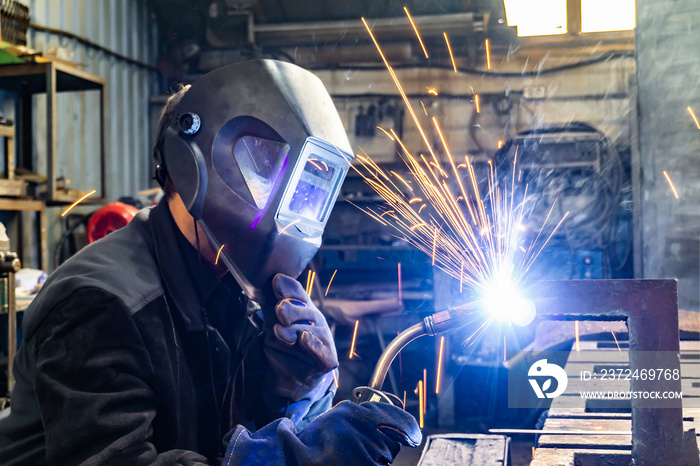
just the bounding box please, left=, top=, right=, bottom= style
left=581, top=0, right=636, bottom=33
left=503, top=0, right=567, bottom=37
left=503, top=0, right=635, bottom=37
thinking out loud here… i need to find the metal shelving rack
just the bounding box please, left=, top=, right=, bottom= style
left=0, top=60, right=106, bottom=205
left=0, top=60, right=106, bottom=272
left=0, top=62, right=106, bottom=399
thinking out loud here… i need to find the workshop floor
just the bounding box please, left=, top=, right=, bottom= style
left=392, top=428, right=535, bottom=465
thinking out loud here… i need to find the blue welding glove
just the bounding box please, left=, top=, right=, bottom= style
left=262, top=274, right=339, bottom=423
left=224, top=400, right=422, bottom=465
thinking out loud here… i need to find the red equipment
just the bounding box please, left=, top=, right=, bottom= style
left=86, top=201, right=138, bottom=244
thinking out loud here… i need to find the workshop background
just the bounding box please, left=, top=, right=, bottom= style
left=0, top=0, right=698, bottom=465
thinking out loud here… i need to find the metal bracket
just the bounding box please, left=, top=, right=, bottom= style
left=529, top=279, right=699, bottom=466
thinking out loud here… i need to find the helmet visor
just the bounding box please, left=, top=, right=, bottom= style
left=277, top=137, right=352, bottom=234
left=232, top=135, right=291, bottom=209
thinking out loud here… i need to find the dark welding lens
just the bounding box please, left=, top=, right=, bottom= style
left=233, top=135, right=290, bottom=209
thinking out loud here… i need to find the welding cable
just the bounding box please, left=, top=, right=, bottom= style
left=495, top=122, right=624, bottom=256
left=307, top=52, right=635, bottom=78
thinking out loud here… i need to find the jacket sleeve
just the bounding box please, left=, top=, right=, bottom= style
left=262, top=371, right=335, bottom=430
left=31, top=287, right=210, bottom=466
left=240, top=327, right=334, bottom=431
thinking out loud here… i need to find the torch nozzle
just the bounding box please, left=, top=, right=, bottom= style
left=423, top=304, right=479, bottom=336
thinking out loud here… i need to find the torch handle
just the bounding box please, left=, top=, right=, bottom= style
left=367, top=322, right=427, bottom=390
left=354, top=304, right=479, bottom=405
left=353, top=321, right=426, bottom=406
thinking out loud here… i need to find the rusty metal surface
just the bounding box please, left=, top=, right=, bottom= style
left=528, top=279, right=698, bottom=466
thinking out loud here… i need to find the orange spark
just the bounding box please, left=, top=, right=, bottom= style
left=444, top=32, right=457, bottom=73
left=376, top=126, right=395, bottom=140
left=687, top=106, right=700, bottom=129
left=575, top=321, right=580, bottom=352
left=325, top=269, right=337, bottom=296
left=436, top=336, right=445, bottom=394
left=611, top=331, right=621, bottom=352
left=485, top=38, right=491, bottom=69
left=398, top=262, right=402, bottom=302
left=305, top=270, right=316, bottom=296
left=307, top=159, right=324, bottom=171
left=404, top=7, right=429, bottom=58
left=279, top=219, right=300, bottom=236
left=214, top=244, right=225, bottom=265
left=403, top=391, right=407, bottom=409
left=663, top=171, right=679, bottom=199
left=355, top=16, right=569, bottom=339
left=498, top=140, right=503, bottom=149
left=418, top=380, right=424, bottom=428
left=361, top=17, right=443, bottom=169
left=420, top=100, right=428, bottom=116
left=332, top=370, right=339, bottom=389
left=349, top=320, right=360, bottom=359
left=390, top=170, right=414, bottom=192
left=409, top=197, right=422, bottom=204
left=427, top=87, right=438, bottom=96
left=61, top=189, right=97, bottom=217
left=532, top=446, right=535, bottom=458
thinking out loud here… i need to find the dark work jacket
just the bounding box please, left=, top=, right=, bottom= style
left=0, top=200, right=331, bottom=465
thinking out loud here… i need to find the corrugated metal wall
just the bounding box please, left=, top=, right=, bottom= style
left=5, top=0, right=159, bottom=269
left=637, top=0, right=700, bottom=312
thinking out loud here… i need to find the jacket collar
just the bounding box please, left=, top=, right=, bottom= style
left=148, top=199, right=222, bottom=331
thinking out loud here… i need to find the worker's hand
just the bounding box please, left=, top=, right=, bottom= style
left=293, top=401, right=422, bottom=465
left=262, top=274, right=338, bottom=401
left=224, top=401, right=422, bottom=465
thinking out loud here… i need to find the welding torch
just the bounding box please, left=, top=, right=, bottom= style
left=352, top=304, right=478, bottom=407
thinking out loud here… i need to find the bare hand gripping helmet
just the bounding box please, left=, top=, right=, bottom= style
left=160, top=60, right=354, bottom=304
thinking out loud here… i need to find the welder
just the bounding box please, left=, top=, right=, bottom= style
left=0, top=60, right=420, bottom=465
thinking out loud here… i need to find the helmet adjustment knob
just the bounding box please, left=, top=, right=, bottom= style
left=179, top=112, right=201, bottom=135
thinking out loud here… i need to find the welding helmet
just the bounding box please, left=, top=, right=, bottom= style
left=160, top=60, right=354, bottom=304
